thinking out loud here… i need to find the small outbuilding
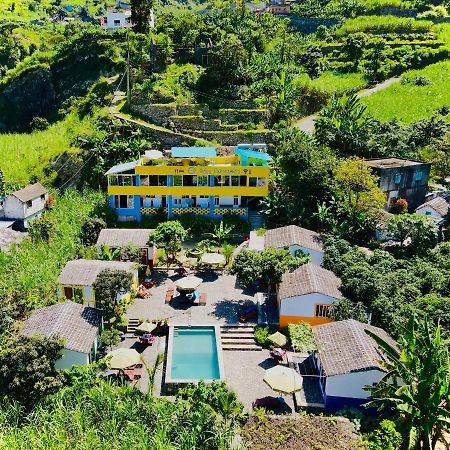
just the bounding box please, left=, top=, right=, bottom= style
left=20, top=301, right=103, bottom=370
left=415, top=196, right=450, bottom=226
left=277, top=263, right=342, bottom=327
left=312, top=319, right=394, bottom=412
left=96, top=228, right=156, bottom=266
left=2, top=183, right=48, bottom=230
left=248, top=225, right=324, bottom=265
left=58, top=259, right=138, bottom=307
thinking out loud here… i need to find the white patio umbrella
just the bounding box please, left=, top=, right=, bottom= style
left=263, top=366, right=303, bottom=394
left=106, top=348, right=141, bottom=370
left=135, top=322, right=157, bottom=334
left=144, top=150, right=163, bottom=160
left=201, top=253, right=226, bottom=265
left=174, top=276, right=202, bottom=291
left=268, top=331, right=287, bottom=347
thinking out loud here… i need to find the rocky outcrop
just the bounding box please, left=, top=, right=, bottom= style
left=0, top=66, right=56, bottom=131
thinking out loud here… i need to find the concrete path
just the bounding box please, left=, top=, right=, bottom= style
left=294, top=77, right=401, bottom=134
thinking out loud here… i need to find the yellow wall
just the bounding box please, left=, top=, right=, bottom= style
left=135, top=165, right=269, bottom=177
left=279, top=315, right=333, bottom=328
left=108, top=185, right=268, bottom=196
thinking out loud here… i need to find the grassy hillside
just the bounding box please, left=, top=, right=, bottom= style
left=360, top=60, right=450, bottom=123
left=0, top=113, right=97, bottom=185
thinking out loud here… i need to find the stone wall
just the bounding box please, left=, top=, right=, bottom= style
left=187, top=129, right=275, bottom=145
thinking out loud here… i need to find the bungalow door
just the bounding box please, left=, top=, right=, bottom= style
left=64, top=286, right=73, bottom=299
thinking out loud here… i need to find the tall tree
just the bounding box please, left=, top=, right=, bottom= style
left=366, top=315, right=450, bottom=450
left=343, top=32, right=367, bottom=71
left=131, top=0, right=154, bottom=34
left=0, top=335, right=64, bottom=406
left=92, top=269, right=134, bottom=321
left=150, top=221, right=188, bottom=270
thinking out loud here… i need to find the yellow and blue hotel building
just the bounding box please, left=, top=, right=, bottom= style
left=106, top=144, right=272, bottom=222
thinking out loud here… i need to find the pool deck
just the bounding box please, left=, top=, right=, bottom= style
left=119, top=270, right=294, bottom=412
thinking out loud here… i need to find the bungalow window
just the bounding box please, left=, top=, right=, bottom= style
left=40, top=194, right=45, bottom=200
left=415, top=170, right=423, bottom=181
left=394, top=173, right=402, bottom=185
left=315, top=304, right=331, bottom=318
left=26, top=200, right=32, bottom=208
left=114, top=19, right=121, bottom=25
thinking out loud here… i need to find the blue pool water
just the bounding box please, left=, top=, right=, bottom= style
left=171, top=326, right=220, bottom=380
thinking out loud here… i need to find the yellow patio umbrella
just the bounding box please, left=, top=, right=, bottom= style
left=268, top=331, right=287, bottom=347
left=106, top=348, right=141, bottom=370
left=135, top=322, right=157, bottom=334
left=175, top=276, right=202, bottom=291
left=201, top=253, right=226, bottom=265
left=263, top=366, right=303, bottom=394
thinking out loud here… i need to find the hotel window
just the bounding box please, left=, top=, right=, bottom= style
left=249, top=177, right=266, bottom=187
left=140, top=176, right=149, bottom=186
left=183, top=175, right=196, bottom=187
left=315, top=304, right=331, bottom=318
left=197, top=176, right=208, bottom=187
left=214, top=196, right=220, bottom=206
left=233, top=196, right=239, bottom=206
left=148, top=175, right=168, bottom=186
left=115, top=195, right=134, bottom=209
left=215, top=175, right=226, bottom=186
left=257, top=178, right=267, bottom=187
left=231, top=176, right=240, bottom=186
left=173, top=176, right=183, bottom=186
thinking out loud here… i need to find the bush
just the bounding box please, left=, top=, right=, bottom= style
left=254, top=325, right=278, bottom=348
left=362, top=419, right=402, bottom=450
left=176, top=214, right=215, bottom=237
left=30, top=117, right=50, bottom=131
left=287, top=323, right=316, bottom=352
left=80, top=217, right=106, bottom=245
left=29, top=213, right=57, bottom=242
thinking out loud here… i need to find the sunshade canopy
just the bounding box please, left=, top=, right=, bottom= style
left=135, top=322, right=157, bottom=334
left=107, top=348, right=141, bottom=369
left=201, top=253, right=226, bottom=265
left=268, top=331, right=287, bottom=347
left=263, top=366, right=303, bottom=394
left=175, top=276, right=202, bottom=290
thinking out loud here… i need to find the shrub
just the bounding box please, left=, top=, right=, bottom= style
left=80, top=217, right=106, bottom=245
left=287, top=323, right=316, bottom=352
left=362, top=419, right=402, bottom=450
left=390, top=197, right=408, bottom=214
left=29, top=213, right=57, bottom=242
left=30, top=117, right=50, bottom=131
left=254, top=325, right=278, bottom=348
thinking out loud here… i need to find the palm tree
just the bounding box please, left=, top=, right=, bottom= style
left=99, top=245, right=121, bottom=261
left=365, top=315, right=450, bottom=450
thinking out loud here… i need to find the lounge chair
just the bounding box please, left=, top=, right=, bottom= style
left=239, top=305, right=257, bottom=322
left=199, top=293, right=207, bottom=306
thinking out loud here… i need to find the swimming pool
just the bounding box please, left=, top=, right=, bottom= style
left=166, top=326, right=224, bottom=383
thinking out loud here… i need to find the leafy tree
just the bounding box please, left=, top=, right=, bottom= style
left=364, top=38, right=388, bottom=83
left=29, top=213, right=57, bottom=243
left=150, top=221, right=188, bottom=269
left=366, top=315, right=450, bottom=450
left=362, top=420, right=402, bottom=450
left=221, top=244, right=235, bottom=265
left=131, top=0, right=154, bottom=34
left=230, top=249, right=261, bottom=288
left=432, top=132, right=450, bottom=180
left=92, top=269, right=134, bottom=321
left=99, top=245, right=121, bottom=261
left=343, top=32, right=367, bottom=71
left=101, top=327, right=122, bottom=351
left=81, top=217, right=106, bottom=245
left=330, top=298, right=367, bottom=322
left=300, top=45, right=326, bottom=79
left=332, top=157, right=385, bottom=220
left=386, top=214, right=437, bottom=256
left=315, top=95, right=376, bottom=156
left=0, top=334, right=64, bottom=405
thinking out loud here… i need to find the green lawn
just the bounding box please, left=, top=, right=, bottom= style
left=360, top=61, right=450, bottom=123
left=0, top=113, right=97, bottom=186
left=296, top=71, right=368, bottom=95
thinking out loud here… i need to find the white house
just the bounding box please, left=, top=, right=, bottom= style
left=2, top=183, right=48, bottom=230
left=100, top=10, right=133, bottom=30
left=19, top=301, right=103, bottom=370
left=96, top=228, right=156, bottom=267
left=57, top=259, right=138, bottom=307
left=277, top=263, right=342, bottom=328
left=263, top=225, right=324, bottom=265
left=312, top=319, right=395, bottom=411
left=415, top=196, right=450, bottom=226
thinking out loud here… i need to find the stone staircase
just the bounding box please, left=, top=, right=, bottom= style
left=220, top=325, right=262, bottom=351
left=127, top=318, right=139, bottom=334
left=248, top=210, right=265, bottom=230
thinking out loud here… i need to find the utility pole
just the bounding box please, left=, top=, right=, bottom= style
left=126, top=32, right=131, bottom=108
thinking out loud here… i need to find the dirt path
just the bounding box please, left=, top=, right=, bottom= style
left=293, top=77, right=401, bottom=134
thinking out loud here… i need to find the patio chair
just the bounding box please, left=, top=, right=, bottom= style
left=165, top=287, right=174, bottom=304
left=239, top=304, right=257, bottom=322
left=252, top=396, right=283, bottom=410
left=198, top=293, right=207, bottom=306
left=270, top=348, right=287, bottom=363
